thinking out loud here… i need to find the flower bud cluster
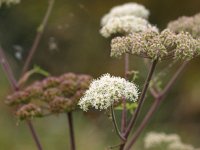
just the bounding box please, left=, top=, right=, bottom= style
left=111, top=29, right=200, bottom=60
left=6, top=73, right=92, bottom=120
left=100, top=3, right=158, bottom=38
left=167, top=13, right=200, bottom=38
left=78, top=74, right=139, bottom=111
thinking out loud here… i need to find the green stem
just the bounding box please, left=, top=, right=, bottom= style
left=111, top=105, right=126, bottom=141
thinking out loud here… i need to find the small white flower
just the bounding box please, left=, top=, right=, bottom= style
left=78, top=74, right=139, bottom=111
left=100, top=16, right=158, bottom=38
left=101, top=2, right=149, bottom=26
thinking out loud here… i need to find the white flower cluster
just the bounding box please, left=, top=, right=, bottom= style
left=78, top=74, right=139, bottom=111
left=100, top=16, right=158, bottom=38
left=100, top=2, right=158, bottom=38
left=101, top=2, right=149, bottom=26
left=0, top=0, right=20, bottom=6
left=144, top=132, right=200, bottom=150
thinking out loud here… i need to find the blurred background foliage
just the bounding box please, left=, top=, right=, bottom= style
left=0, top=0, right=200, bottom=149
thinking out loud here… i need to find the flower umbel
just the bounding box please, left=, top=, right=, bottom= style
left=100, top=2, right=158, bottom=38
left=101, top=2, right=149, bottom=26
left=167, top=13, right=200, bottom=38
left=100, top=16, right=158, bottom=38
left=6, top=73, right=92, bottom=120
left=78, top=74, right=139, bottom=111
left=111, top=29, right=200, bottom=60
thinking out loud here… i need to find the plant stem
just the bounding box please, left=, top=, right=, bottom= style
left=0, top=47, right=18, bottom=90
left=67, top=112, right=76, bottom=150
left=119, top=59, right=158, bottom=150
left=111, top=105, right=126, bottom=141
left=124, top=98, right=161, bottom=150
left=124, top=59, right=158, bottom=138
left=124, top=61, right=188, bottom=150
left=0, top=47, right=43, bottom=150
left=27, top=120, right=43, bottom=150
left=22, top=0, right=55, bottom=75
left=159, top=61, right=188, bottom=98
left=121, top=54, right=129, bottom=133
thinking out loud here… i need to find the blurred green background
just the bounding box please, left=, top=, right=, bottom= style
left=0, top=0, right=200, bottom=149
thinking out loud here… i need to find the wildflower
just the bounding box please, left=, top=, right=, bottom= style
left=6, top=73, right=92, bottom=120
left=167, top=13, right=200, bottom=38
left=100, top=16, right=158, bottom=38
left=100, top=2, right=158, bottom=38
left=78, top=74, right=139, bottom=111
left=111, top=29, right=200, bottom=60
left=101, top=2, right=149, bottom=26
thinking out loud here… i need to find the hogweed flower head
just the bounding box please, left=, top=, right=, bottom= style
left=78, top=74, right=139, bottom=111
left=101, top=2, right=149, bottom=26
left=100, top=2, right=158, bottom=38
left=100, top=16, right=158, bottom=38
left=6, top=72, right=92, bottom=120
left=111, top=29, right=200, bottom=60
left=167, top=13, right=200, bottom=38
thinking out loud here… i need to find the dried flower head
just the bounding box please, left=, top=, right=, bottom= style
left=0, top=0, right=20, bottom=6
left=78, top=74, right=139, bottom=111
left=167, top=13, right=200, bottom=38
left=111, top=29, right=200, bottom=60
left=101, top=2, right=149, bottom=26
left=100, top=16, right=158, bottom=38
left=6, top=73, right=92, bottom=120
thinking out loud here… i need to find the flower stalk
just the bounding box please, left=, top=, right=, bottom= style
left=67, top=112, right=76, bottom=150
left=124, top=61, right=188, bottom=150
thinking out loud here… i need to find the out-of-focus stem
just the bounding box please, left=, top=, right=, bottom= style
left=67, top=112, right=76, bottom=150
left=0, top=47, right=43, bottom=150
left=0, top=47, right=18, bottom=90
left=27, top=120, right=43, bottom=150
left=22, top=0, right=55, bottom=75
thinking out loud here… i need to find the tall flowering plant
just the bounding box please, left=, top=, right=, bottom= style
left=0, top=1, right=200, bottom=150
